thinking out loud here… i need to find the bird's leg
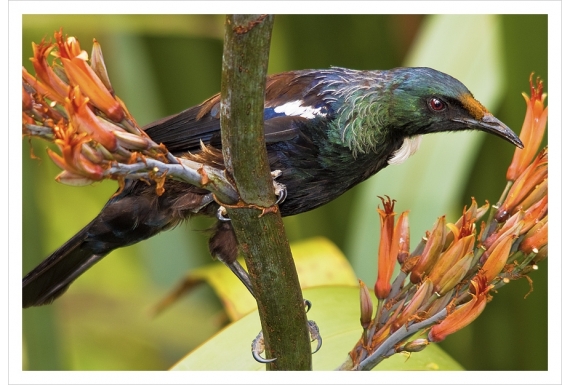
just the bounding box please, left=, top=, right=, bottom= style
left=224, top=259, right=255, bottom=297
left=251, top=301, right=322, bottom=363
left=193, top=193, right=215, bottom=213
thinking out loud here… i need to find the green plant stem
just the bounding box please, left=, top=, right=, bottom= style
left=219, top=14, right=311, bottom=370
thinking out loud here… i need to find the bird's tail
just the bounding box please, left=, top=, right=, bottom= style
left=23, top=179, right=215, bottom=308
left=22, top=222, right=107, bottom=308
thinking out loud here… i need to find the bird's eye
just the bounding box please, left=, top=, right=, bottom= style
left=428, top=97, right=446, bottom=112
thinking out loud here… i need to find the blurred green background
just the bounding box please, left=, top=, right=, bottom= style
left=22, top=14, right=547, bottom=370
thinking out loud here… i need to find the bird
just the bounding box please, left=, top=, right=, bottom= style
left=22, top=66, right=523, bottom=308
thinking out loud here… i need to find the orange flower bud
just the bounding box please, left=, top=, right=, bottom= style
left=434, top=252, right=475, bottom=295
left=428, top=275, right=491, bottom=342
left=517, top=177, right=547, bottom=213
left=436, top=252, right=475, bottom=295
left=426, top=290, right=453, bottom=318
left=410, top=216, right=446, bottom=284
left=359, top=280, right=373, bottom=329
left=429, top=235, right=474, bottom=289
left=481, top=234, right=515, bottom=282
left=396, top=211, right=410, bottom=265
left=520, top=195, right=548, bottom=234
left=397, top=339, right=429, bottom=353
left=90, top=39, right=114, bottom=94
left=482, top=212, right=523, bottom=261
left=114, top=130, right=152, bottom=150
left=392, top=279, right=433, bottom=332
left=53, top=170, right=97, bottom=186
left=519, top=217, right=548, bottom=254
left=497, top=148, right=547, bottom=222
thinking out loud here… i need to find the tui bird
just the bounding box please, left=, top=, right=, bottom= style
left=22, top=67, right=522, bottom=308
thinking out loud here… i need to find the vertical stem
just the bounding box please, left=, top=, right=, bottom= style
left=219, top=14, right=311, bottom=370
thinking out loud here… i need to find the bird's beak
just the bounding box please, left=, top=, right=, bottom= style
left=453, top=113, right=524, bottom=149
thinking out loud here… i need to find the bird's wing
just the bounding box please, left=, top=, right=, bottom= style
left=143, top=71, right=326, bottom=155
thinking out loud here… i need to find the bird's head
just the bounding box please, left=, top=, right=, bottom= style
left=385, top=67, right=523, bottom=148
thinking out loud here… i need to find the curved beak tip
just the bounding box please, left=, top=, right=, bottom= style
left=481, top=113, right=524, bottom=149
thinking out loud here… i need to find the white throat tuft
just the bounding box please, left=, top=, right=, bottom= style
left=388, top=136, right=422, bottom=165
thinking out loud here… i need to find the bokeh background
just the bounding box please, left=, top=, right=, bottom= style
left=22, top=14, right=547, bottom=370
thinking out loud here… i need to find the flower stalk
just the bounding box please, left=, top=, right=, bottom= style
left=22, top=30, right=240, bottom=204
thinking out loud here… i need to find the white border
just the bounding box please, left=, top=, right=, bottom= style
left=8, top=2, right=565, bottom=384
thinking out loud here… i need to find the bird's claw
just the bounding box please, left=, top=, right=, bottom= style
left=251, top=330, right=277, bottom=363
left=308, top=319, right=322, bottom=354
left=251, top=317, right=322, bottom=363
left=304, top=299, right=312, bottom=313
left=216, top=206, right=231, bottom=221
left=271, top=170, right=287, bottom=206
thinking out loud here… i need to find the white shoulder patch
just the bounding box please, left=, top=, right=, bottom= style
left=388, top=136, right=422, bottom=165
left=273, top=100, right=326, bottom=119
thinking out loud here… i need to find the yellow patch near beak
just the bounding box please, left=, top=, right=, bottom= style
left=459, top=93, right=488, bottom=121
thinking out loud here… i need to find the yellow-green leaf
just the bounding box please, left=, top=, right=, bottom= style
left=171, top=286, right=463, bottom=371
left=153, top=237, right=357, bottom=321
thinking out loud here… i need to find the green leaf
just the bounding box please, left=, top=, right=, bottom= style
left=153, top=237, right=358, bottom=321
left=171, top=286, right=463, bottom=371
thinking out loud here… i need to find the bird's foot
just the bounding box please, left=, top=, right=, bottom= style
left=215, top=170, right=286, bottom=222
left=271, top=170, right=287, bottom=205
left=251, top=330, right=277, bottom=363
left=308, top=320, right=323, bottom=354
left=251, top=300, right=322, bottom=363
left=216, top=205, right=231, bottom=221
left=251, top=320, right=322, bottom=363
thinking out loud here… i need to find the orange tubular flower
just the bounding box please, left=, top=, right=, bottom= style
left=481, top=234, right=515, bottom=282
left=55, top=32, right=124, bottom=122
left=410, top=216, right=447, bottom=284
left=29, top=41, right=69, bottom=104
left=47, top=124, right=104, bottom=184
left=428, top=275, right=491, bottom=343
left=374, top=197, right=398, bottom=299
left=507, top=74, right=548, bottom=182
left=65, top=86, right=118, bottom=151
